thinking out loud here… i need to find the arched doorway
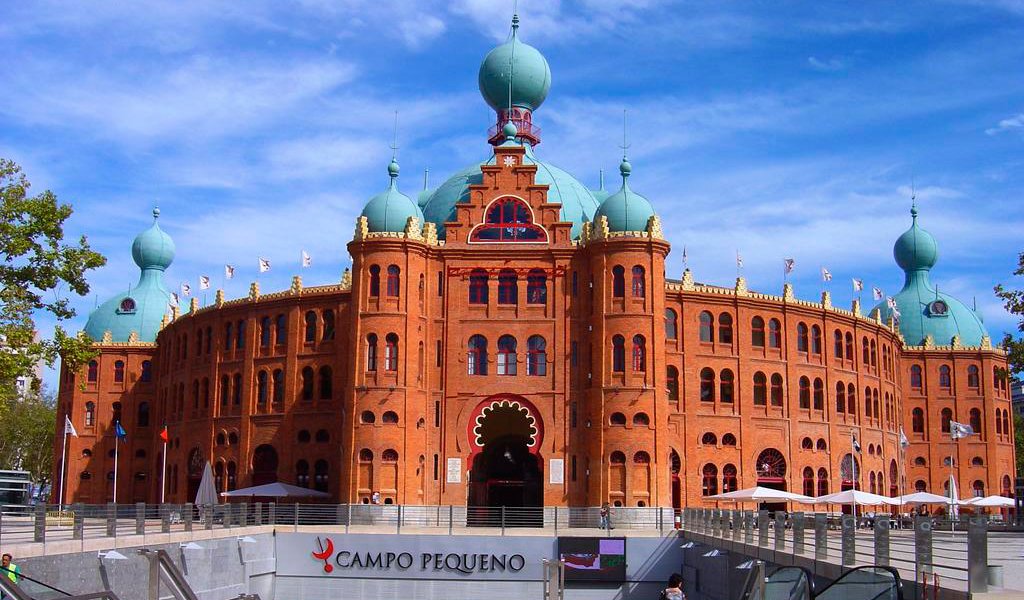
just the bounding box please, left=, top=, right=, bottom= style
left=755, top=448, right=787, bottom=513
left=468, top=397, right=543, bottom=515
left=252, top=444, right=279, bottom=486
left=839, top=453, right=861, bottom=514
left=669, top=449, right=682, bottom=511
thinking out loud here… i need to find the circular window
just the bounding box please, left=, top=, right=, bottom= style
left=119, top=297, right=136, bottom=313
left=929, top=300, right=948, bottom=316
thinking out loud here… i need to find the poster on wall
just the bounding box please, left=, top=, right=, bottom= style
left=549, top=459, right=564, bottom=484
left=446, top=458, right=461, bottom=483
left=557, top=537, right=627, bottom=582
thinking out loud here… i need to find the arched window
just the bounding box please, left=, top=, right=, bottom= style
left=939, top=365, right=951, bottom=388
left=811, top=325, right=822, bottom=354
left=631, top=266, right=645, bottom=298
left=322, top=309, right=335, bottom=341
left=137, top=402, right=150, bottom=427
left=469, top=269, right=489, bottom=304
left=471, top=197, right=546, bottom=241
left=612, top=335, right=625, bottom=372
left=967, top=365, right=979, bottom=389
left=973, top=480, right=985, bottom=498
left=497, top=335, right=517, bottom=376
left=304, top=311, right=317, bottom=343
left=799, top=377, right=810, bottom=409
left=752, top=317, right=766, bottom=347
left=1003, top=475, right=1012, bottom=496
left=870, top=471, right=877, bottom=494
left=225, top=323, right=234, bottom=350
left=298, top=429, right=311, bottom=442
left=237, top=320, right=247, bottom=349
left=666, top=366, right=680, bottom=401
left=610, top=412, right=626, bottom=425
left=971, top=456, right=984, bottom=466
left=941, top=408, right=953, bottom=433
left=366, top=334, right=378, bottom=371
left=360, top=411, right=376, bottom=424
left=699, top=311, right=713, bottom=342
left=384, top=333, right=399, bottom=371
left=468, top=335, right=488, bottom=375
left=314, top=460, right=329, bottom=492
left=610, top=451, right=626, bottom=464
left=914, top=457, right=926, bottom=466
left=114, top=360, right=125, bottom=383
left=233, top=373, right=242, bottom=405
left=632, top=335, right=646, bottom=372
left=770, top=374, right=784, bottom=406
left=718, top=433, right=736, bottom=447
left=1003, top=411, right=1010, bottom=439
left=996, top=411, right=1003, bottom=435
left=633, top=413, right=650, bottom=427
left=607, top=265, right=624, bottom=298
left=817, top=439, right=827, bottom=451
left=527, top=335, right=547, bottom=376
left=862, top=337, right=870, bottom=365
left=700, top=368, right=716, bottom=402
left=386, top=265, right=400, bottom=297
left=260, top=316, right=272, bottom=347
left=140, top=361, right=152, bottom=382
left=836, top=382, right=846, bottom=413
left=359, top=449, right=373, bottom=462
left=382, top=411, right=399, bottom=424
left=720, top=369, right=734, bottom=403
left=768, top=319, right=782, bottom=348
left=702, top=432, right=718, bottom=446
left=318, top=366, right=332, bottom=400
left=718, top=313, right=733, bottom=344
left=221, top=375, right=230, bottom=406
left=296, top=460, right=310, bottom=488
left=722, top=464, right=738, bottom=493
left=85, top=401, right=95, bottom=426
left=497, top=270, right=517, bottom=305
left=272, top=369, right=284, bottom=406
left=301, top=367, right=314, bottom=401
left=803, top=467, right=815, bottom=497
left=702, top=464, right=718, bottom=496
left=915, top=480, right=927, bottom=492
left=797, top=323, right=809, bottom=352
left=801, top=437, right=814, bottom=450
left=196, top=329, right=203, bottom=355
left=847, top=383, right=856, bottom=414
left=753, top=372, right=767, bottom=405
left=970, top=408, right=982, bottom=438
left=665, top=309, right=678, bottom=340
left=813, top=378, right=824, bottom=410
left=369, top=265, right=381, bottom=296
left=274, top=314, right=286, bottom=345
left=834, top=330, right=843, bottom=358
left=256, top=371, right=268, bottom=406
left=844, top=332, right=853, bottom=360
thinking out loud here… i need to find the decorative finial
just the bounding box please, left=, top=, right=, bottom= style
left=503, top=120, right=518, bottom=140
left=423, top=168, right=429, bottom=191
left=152, top=207, right=160, bottom=220
left=599, top=169, right=605, bottom=191
left=388, top=110, right=400, bottom=181
left=910, top=178, right=917, bottom=221
left=619, top=110, right=632, bottom=179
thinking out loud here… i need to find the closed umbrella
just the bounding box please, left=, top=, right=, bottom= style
left=195, top=462, right=218, bottom=506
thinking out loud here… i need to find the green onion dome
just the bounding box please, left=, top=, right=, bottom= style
left=593, top=157, right=656, bottom=232
left=478, top=14, right=551, bottom=113
left=873, top=206, right=988, bottom=346
left=360, top=159, right=424, bottom=233
left=84, top=208, right=173, bottom=342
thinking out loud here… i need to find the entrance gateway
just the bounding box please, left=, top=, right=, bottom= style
left=468, top=395, right=544, bottom=516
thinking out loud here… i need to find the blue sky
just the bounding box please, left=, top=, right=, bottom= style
left=2, top=1, right=1023, bottom=389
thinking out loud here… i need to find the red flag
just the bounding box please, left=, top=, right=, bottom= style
left=159, top=425, right=169, bottom=443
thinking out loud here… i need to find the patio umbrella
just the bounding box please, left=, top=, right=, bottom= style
left=710, top=486, right=813, bottom=502
left=194, top=462, right=218, bottom=506
left=803, top=489, right=901, bottom=506
left=962, top=495, right=1015, bottom=508
left=896, top=491, right=952, bottom=505
left=220, top=481, right=331, bottom=498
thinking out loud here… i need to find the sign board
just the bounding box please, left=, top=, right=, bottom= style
left=446, top=458, right=461, bottom=483
left=549, top=459, right=564, bottom=484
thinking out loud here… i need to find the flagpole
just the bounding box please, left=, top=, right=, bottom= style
left=59, top=428, right=68, bottom=508
left=851, top=431, right=857, bottom=524
left=161, top=438, right=168, bottom=503
left=113, top=429, right=119, bottom=504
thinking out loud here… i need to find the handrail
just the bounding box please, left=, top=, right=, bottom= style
left=138, top=549, right=198, bottom=600
left=0, top=564, right=73, bottom=599
left=0, top=566, right=122, bottom=600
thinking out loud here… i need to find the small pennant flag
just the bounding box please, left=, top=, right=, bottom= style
left=114, top=420, right=128, bottom=440
left=180, top=282, right=191, bottom=296
left=65, top=415, right=78, bottom=437
left=159, top=424, right=169, bottom=443
left=259, top=257, right=271, bottom=273
left=872, top=287, right=884, bottom=301
left=169, top=292, right=179, bottom=307
left=852, top=278, right=864, bottom=292
left=784, top=258, right=795, bottom=274
left=852, top=433, right=861, bottom=453
left=950, top=421, right=975, bottom=440
left=736, top=252, right=744, bottom=269
left=225, top=264, right=235, bottom=280
left=682, top=245, right=688, bottom=268
left=199, top=275, right=211, bottom=290
left=821, top=267, right=832, bottom=282
left=302, top=250, right=312, bottom=268
left=899, top=426, right=910, bottom=449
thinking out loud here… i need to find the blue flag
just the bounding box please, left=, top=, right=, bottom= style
left=114, top=420, right=127, bottom=440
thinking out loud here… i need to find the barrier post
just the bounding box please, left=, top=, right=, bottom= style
left=34, top=504, right=46, bottom=543
left=184, top=503, right=193, bottom=532
left=106, top=503, right=117, bottom=538
left=73, top=504, right=84, bottom=540
left=161, top=504, right=170, bottom=533
left=255, top=502, right=263, bottom=526
left=269, top=502, right=277, bottom=526
left=239, top=503, right=248, bottom=527
left=874, top=514, right=890, bottom=566
left=757, top=510, right=769, bottom=547
left=732, top=510, right=741, bottom=541
left=914, top=514, right=933, bottom=585
left=744, top=511, right=754, bottom=544
left=793, top=512, right=804, bottom=555
left=397, top=505, right=403, bottom=534
left=135, top=503, right=145, bottom=535
left=967, top=515, right=988, bottom=594
left=814, top=513, right=827, bottom=561
left=774, top=512, right=785, bottom=550
left=449, top=505, right=454, bottom=536
left=841, top=514, right=855, bottom=566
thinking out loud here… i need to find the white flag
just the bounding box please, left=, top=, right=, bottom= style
left=886, top=297, right=898, bottom=310
left=950, top=421, right=975, bottom=440
left=784, top=258, right=795, bottom=274
left=821, top=267, right=832, bottom=282
left=169, top=292, right=179, bottom=307
left=899, top=426, right=909, bottom=449
left=225, top=264, right=235, bottom=280
left=852, top=278, right=864, bottom=292
left=302, top=250, right=312, bottom=268
left=199, top=275, right=211, bottom=290
left=736, top=252, right=744, bottom=268
left=872, top=287, right=884, bottom=301
left=65, top=415, right=78, bottom=437
left=259, top=257, right=271, bottom=273
left=852, top=433, right=861, bottom=453
left=180, top=282, right=191, bottom=296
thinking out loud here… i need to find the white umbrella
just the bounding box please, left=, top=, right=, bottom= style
left=803, top=489, right=901, bottom=506
left=962, top=495, right=1016, bottom=508
left=897, top=491, right=953, bottom=505
left=709, top=486, right=813, bottom=502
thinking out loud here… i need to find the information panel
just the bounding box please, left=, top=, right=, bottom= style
left=556, top=537, right=627, bottom=582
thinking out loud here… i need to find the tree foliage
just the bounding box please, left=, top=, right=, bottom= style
left=0, top=388, right=56, bottom=483
left=0, top=158, right=106, bottom=393
left=995, top=251, right=1024, bottom=478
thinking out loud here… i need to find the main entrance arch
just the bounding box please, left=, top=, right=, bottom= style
left=467, top=396, right=544, bottom=511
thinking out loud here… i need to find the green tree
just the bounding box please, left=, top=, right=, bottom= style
left=0, top=388, right=56, bottom=483
left=0, top=158, right=106, bottom=394
left=995, top=251, right=1024, bottom=478
left=1016, top=413, right=1024, bottom=477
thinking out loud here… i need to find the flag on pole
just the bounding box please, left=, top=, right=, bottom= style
left=114, top=420, right=128, bottom=440
left=872, top=287, right=884, bottom=301
left=65, top=415, right=78, bottom=437
left=169, top=292, right=179, bottom=307
left=259, top=257, right=271, bottom=273
left=852, top=433, right=861, bottom=453
left=852, top=278, right=864, bottom=292
left=180, top=282, right=191, bottom=296
left=199, top=275, right=211, bottom=290
left=225, top=264, right=235, bottom=280
left=899, top=426, right=910, bottom=449
left=302, top=250, right=312, bottom=268
left=736, top=252, right=744, bottom=269
left=821, top=267, right=832, bottom=282
left=159, top=424, right=169, bottom=443
left=682, top=245, right=688, bottom=268
left=784, top=258, right=795, bottom=274
left=950, top=421, right=975, bottom=440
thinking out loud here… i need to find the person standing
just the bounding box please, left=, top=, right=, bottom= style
left=660, top=573, right=684, bottom=600
left=599, top=503, right=611, bottom=530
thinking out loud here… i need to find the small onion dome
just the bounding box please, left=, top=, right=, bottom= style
left=893, top=205, right=938, bottom=271
left=478, top=14, right=551, bottom=113
left=591, top=169, right=610, bottom=204
left=360, top=159, right=424, bottom=233
left=593, top=157, right=656, bottom=232
left=131, top=207, right=175, bottom=270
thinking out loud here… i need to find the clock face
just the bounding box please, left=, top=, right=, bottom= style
left=503, top=156, right=516, bottom=166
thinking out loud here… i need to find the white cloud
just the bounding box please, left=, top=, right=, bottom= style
left=985, top=113, right=1024, bottom=135
left=807, top=56, right=845, bottom=72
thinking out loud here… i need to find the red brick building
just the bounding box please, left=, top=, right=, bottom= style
left=53, top=17, right=1015, bottom=509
